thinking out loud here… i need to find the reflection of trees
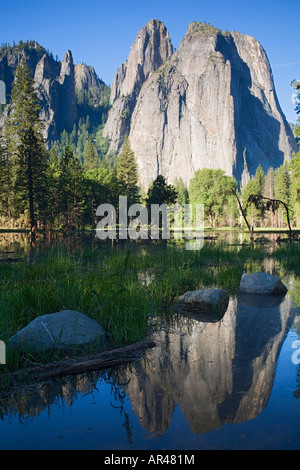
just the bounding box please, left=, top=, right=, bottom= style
left=0, top=365, right=136, bottom=448
left=0, top=372, right=100, bottom=421
left=106, top=371, right=133, bottom=447
left=0, top=369, right=118, bottom=420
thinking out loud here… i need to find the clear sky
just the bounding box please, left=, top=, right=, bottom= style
left=1, top=0, right=299, bottom=123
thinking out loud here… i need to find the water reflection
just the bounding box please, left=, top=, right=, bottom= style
left=118, top=293, right=295, bottom=434
left=0, top=229, right=293, bottom=259
left=0, top=290, right=298, bottom=439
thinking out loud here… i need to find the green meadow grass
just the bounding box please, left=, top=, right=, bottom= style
left=0, top=238, right=298, bottom=375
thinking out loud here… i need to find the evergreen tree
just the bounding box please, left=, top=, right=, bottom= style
left=145, top=175, right=177, bottom=229
left=46, top=147, right=61, bottom=227
left=290, top=149, right=300, bottom=226
left=0, top=133, right=13, bottom=219
left=4, top=60, right=47, bottom=231
left=84, top=136, right=98, bottom=171
left=263, top=167, right=276, bottom=226
left=5, top=59, right=42, bottom=149
left=14, top=126, right=48, bottom=229
left=95, top=128, right=110, bottom=158
left=242, top=166, right=265, bottom=228
left=83, top=157, right=119, bottom=226
left=58, top=145, right=85, bottom=228
left=116, top=135, right=140, bottom=205
left=254, top=164, right=265, bottom=193
left=275, top=163, right=291, bottom=227
left=174, top=177, right=189, bottom=206
left=146, top=175, right=177, bottom=208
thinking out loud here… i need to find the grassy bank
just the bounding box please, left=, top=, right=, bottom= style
left=0, top=239, right=299, bottom=375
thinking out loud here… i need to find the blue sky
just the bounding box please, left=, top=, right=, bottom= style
left=1, top=0, right=299, bottom=122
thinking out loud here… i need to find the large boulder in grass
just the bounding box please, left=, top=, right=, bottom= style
left=178, top=288, right=229, bottom=322
left=239, top=272, right=288, bottom=296
left=8, top=310, right=106, bottom=355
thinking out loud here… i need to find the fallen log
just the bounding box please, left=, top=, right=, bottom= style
left=9, top=339, right=156, bottom=382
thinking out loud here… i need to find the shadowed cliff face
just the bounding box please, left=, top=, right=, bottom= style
left=215, top=32, right=295, bottom=185
left=123, top=22, right=298, bottom=190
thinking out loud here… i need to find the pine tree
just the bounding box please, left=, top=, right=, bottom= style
left=0, top=133, right=14, bottom=219
left=5, top=59, right=42, bottom=149
left=263, top=167, right=276, bottom=227
left=84, top=136, right=98, bottom=171
left=46, top=147, right=61, bottom=227
left=254, top=164, right=265, bottom=193
left=58, top=145, right=85, bottom=228
left=174, top=177, right=189, bottom=206
left=145, top=175, right=178, bottom=228
left=116, top=135, right=139, bottom=205
left=4, top=60, right=47, bottom=231
left=275, top=163, right=291, bottom=227
left=14, top=126, right=48, bottom=229
left=146, top=175, right=177, bottom=208
left=290, top=150, right=300, bottom=226
left=242, top=166, right=265, bottom=228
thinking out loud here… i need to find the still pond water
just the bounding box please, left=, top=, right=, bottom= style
left=0, top=232, right=300, bottom=450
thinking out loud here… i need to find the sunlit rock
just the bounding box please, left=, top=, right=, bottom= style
left=239, top=272, right=288, bottom=296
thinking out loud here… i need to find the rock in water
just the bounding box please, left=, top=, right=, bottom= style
left=8, top=310, right=106, bottom=355
left=239, top=272, right=288, bottom=296
left=178, top=288, right=229, bottom=321
left=107, top=21, right=297, bottom=190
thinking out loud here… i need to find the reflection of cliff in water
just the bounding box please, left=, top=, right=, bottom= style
left=0, top=292, right=297, bottom=435
left=120, top=293, right=296, bottom=434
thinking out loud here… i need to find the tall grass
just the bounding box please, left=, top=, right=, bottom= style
left=1, top=238, right=296, bottom=373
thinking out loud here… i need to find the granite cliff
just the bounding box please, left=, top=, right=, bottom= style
left=0, top=41, right=109, bottom=143
left=105, top=21, right=297, bottom=189
left=0, top=23, right=297, bottom=187
left=103, top=19, right=174, bottom=153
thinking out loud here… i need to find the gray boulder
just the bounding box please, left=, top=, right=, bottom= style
left=8, top=310, right=106, bottom=355
left=239, top=272, right=288, bottom=296
left=178, top=288, right=229, bottom=321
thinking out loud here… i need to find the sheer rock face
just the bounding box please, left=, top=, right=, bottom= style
left=103, top=19, right=174, bottom=153
left=0, top=44, right=103, bottom=143
left=52, top=50, right=78, bottom=138
left=74, top=63, right=103, bottom=90
left=124, top=22, right=297, bottom=190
